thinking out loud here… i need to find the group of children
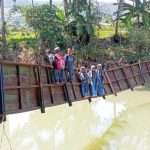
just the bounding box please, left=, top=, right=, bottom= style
left=45, top=47, right=105, bottom=98
left=78, top=64, right=105, bottom=97
left=45, top=47, right=74, bottom=84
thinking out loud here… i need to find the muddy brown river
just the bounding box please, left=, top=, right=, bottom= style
left=0, top=85, right=150, bottom=150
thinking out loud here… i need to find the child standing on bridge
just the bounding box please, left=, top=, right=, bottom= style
left=53, top=47, right=66, bottom=84
left=96, top=64, right=105, bottom=96
left=64, top=48, right=74, bottom=83
left=45, top=49, right=55, bottom=83
left=88, top=65, right=97, bottom=96
left=78, top=67, right=90, bottom=97
left=45, top=49, right=54, bottom=66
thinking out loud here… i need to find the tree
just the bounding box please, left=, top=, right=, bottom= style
left=118, top=0, right=150, bottom=27
left=0, top=0, right=16, bottom=48
left=11, top=0, right=96, bottom=50
left=66, top=0, right=94, bottom=45
left=15, top=5, right=68, bottom=49
left=50, top=0, right=52, bottom=6
left=114, top=0, right=124, bottom=36
left=63, top=0, right=68, bottom=15
left=0, top=0, right=7, bottom=48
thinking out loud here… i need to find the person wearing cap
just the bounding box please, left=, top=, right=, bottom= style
left=64, top=47, right=74, bottom=83
left=88, top=65, right=97, bottom=96
left=78, top=67, right=90, bottom=97
left=96, top=64, right=105, bottom=96
left=45, top=49, right=55, bottom=83
left=45, top=49, right=54, bottom=66
left=53, top=47, right=66, bottom=83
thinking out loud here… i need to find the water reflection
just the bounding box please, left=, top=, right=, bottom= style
left=0, top=86, right=150, bottom=150
left=85, top=86, right=150, bottom=150
left=97, top=104, right=150, bottom=150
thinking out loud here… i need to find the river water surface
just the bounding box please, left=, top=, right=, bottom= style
left=0, top=85, right=150, bottom=150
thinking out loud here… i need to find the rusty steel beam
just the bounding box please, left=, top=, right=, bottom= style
left=3, top=61, right=38, bottom=67
left=146, top=62, right=150, bottom=75
left=108, top=77, right=126, bottom=83
left=4, top=85, right=39, bottom=90
left=122, top=66, right=134, bottom=91
left=37, top=66, right=45, bottom=113
left=64, top=83, right=72, bottom=106
left=0, top=62, right=5, bottom=114
left=138, top=60, right=145, bottom=85
left=16, top=65, right=22, bottom=109
left=71, top=84, right=77, bottom=100
left=45, top=67, right=54, bottom=104
left=0, top=60, right=149, bottom=120
left=104, top=69, right=117, bottom=96
left=112, top=70, right=122, bottom=91
left=1, top=106, right=40, bottom=116
left=130, top=65, right=139, bottom=86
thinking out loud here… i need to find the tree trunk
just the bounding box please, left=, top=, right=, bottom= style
left=76, top=0, right=80, bottom=13
left=63, top=0, right=68, bottom=15
left=0, top=0, right=7, bottom=48
left=32, top=0, right=34, bottom=6
left=142, top=0, right=146, bottom=25
left=115, top=0, right=123, bottom=36
left=135, top=0, right=141, bottom=24
left=143, top=0, right=146, bottom=3
left=50, top=0, right=52, bottom=6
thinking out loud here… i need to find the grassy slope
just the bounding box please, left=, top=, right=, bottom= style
left=7, top=32, right=37, bottom=50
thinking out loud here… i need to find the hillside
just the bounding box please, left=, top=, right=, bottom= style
left=4, top=0, right=60, bottom=8
left=4, top=0, right=117, bottom=16
left=2, top=1, right=117, bottom=25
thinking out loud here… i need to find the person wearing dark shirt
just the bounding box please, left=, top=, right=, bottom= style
left=64, top=48, right=74, bottom=83
left=96, top=64, right=105, bottom=96
left=78, top=67, right=90, bottom=97
left=53, top=47, right=65, bottom=83
left=88, top=65, right=97, bottom=96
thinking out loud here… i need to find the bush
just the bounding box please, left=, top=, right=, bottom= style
left=127, top=27, right=150, bottom=61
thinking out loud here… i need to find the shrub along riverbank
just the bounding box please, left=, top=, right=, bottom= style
left=0, top=1, right=150, bottom=64
left=1, top=26, right=149, bottom=65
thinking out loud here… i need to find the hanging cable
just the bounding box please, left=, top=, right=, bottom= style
left=0, top=116, right=13, bottom=150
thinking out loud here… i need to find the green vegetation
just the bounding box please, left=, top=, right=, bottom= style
left=95, top=26, right=127, bottom=39
left=7, top=32, right=36, bottom=48
left=0, top=0, right=150, bottom=63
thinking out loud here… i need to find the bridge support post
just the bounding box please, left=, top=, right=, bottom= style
left=0, top=62, right=6, bottom=120
left=138, top=60, right=145, bottom=85
left=37, top=66, right=45, bottom=113
left=104, top=69, right=117, bottom=96
left=64, top=83, right=72, bottom=106
left=122, top=66, right=134, bottom=91
left=45, top=68, right=54, bottom=104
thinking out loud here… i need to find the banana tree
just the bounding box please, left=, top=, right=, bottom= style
left=118, top=0, right=150, bottom=27
left=66, top=0, right=94, bottom=45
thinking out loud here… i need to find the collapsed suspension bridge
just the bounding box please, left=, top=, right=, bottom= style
left=0, top=60, right=150, bottom=122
